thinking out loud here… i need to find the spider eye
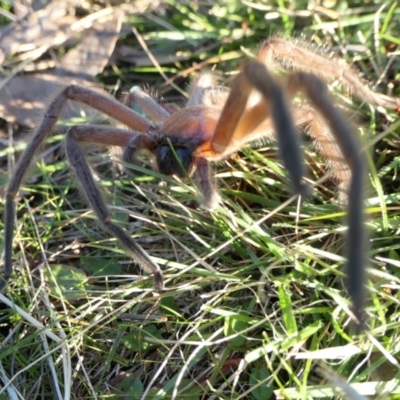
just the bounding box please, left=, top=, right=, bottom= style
left=156, top=145, right=193, bottom=178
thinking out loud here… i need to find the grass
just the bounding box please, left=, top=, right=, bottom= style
left=0, top=0, right=400, bottom=399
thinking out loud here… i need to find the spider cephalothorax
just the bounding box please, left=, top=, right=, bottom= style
left=2, top=38, right=399, bottom=327
left=123, top=102, right=224, bottom=208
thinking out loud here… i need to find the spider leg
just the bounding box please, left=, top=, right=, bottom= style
left=196, top=71, right=254, bottom=157
left=192, top=157, right=220, bottom=210
left=1, top=85, right=159, bottom=291
left=198, top=61, right=307, bottom=196
left=202, top=59, right=366, bottom=325
left=250, top=103, right=352, bottom=205
left=298, top=105, right=352, bottom=205
left=285, top=71, right=366, bottom=325
left=2, top=194, right=15, bottom=291
left=257, top=38, right=400, bottom=110
left=244, top=61, right=366, bottom=324
left=122, top=135, right=156, bottom=168
left=66, top=125, right=164, bottom=289
left=186, top=73, right=225, bottom=108
left=124, top=86, right=170, bottom=122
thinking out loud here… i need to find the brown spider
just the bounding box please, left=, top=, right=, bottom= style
left=1, top=38, right=399, bottom=326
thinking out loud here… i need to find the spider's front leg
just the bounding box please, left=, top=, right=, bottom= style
left=197, top=61, right=308, bottom=197
left=248, top=61, right=366, bottom=325
left=198, top=60, right=366, bottom=326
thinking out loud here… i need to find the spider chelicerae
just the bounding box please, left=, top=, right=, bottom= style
left=1, top=38, right=399, bottom=326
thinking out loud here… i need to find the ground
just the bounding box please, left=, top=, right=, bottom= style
left=0, top=1, right=399, bottom=399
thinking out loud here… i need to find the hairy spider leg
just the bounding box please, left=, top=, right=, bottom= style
left=124, top=86, right=171, bottom=122
left=258, top=38, right=399, bottom=109
left=198, top=59, right=366, bottom=326
left=192, top=157, right=219, bottom=210
left=1, top=85, right=164, bottom=291
left=286, top=71, right=366, bottom=326
left=247, top=61, right=366, bottom=325
left=66, top=125, right=164, bottom=289
left=197, top=61, right=307, bottom=196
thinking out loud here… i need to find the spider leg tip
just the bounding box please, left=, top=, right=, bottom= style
left=352, top=309, right=366, bottom=334
left=0, top=273, right=10, bottom=292
left=300, top=182, right=311, bottom=198
left=154, top=274, right=165, bottom=291
left=199, top=193, right=221, bottom=211
left=292, top=182, right=311, bottom=203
